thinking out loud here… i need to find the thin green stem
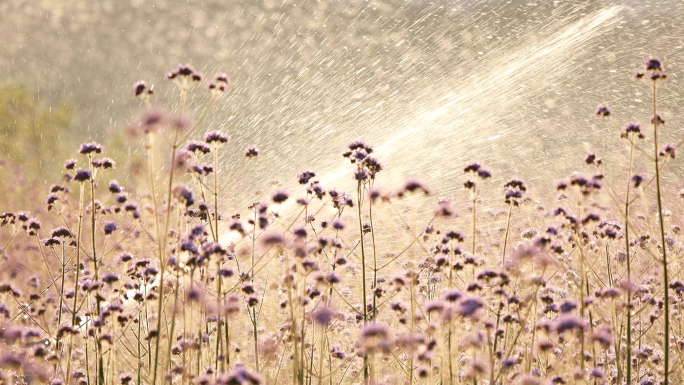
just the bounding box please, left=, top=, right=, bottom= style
left=652, top=79, right=670, bottom=384
left=65, top=182, right=85, bottom=385
left=356, top=181, right=369, bottom=383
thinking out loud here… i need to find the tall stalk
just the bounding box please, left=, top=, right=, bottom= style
left=65, top=181, right=85, bottom=385
left=56, top=243, right=67, bottom=351
left=356, top=180, right=369, bottom=383
left=152, top=119, right=182, bottom=385
left=575, top=199, right=586, bottom=371
left=88, top=156, right=105, bottom=385
left=625, top=140, right=635, bottom=383
left=212, top=146, right=226, bottom=372
left=369, top=192, right=378, bottom=320
left=251, top=208, right=260, bottom=372
left=652, top=78, right=670, bottom=384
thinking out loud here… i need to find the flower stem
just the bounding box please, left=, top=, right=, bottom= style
left=652, top=79, right=669, bottom=384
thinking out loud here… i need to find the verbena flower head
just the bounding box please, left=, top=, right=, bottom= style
left=463, top=162, right=480, bottom=173
left=244, top=146, right=260, bottom=158
left=79, top=142, right=103, bottom=155
left=659, top=143, right=676, bottom=159
left=504, top=179, right=526, bottom=206
left=185, top=140, right=211, bottom=155
left=51, top=227, right=72, bottom=238
left=205, top=131, right=230, bottom=144
left=173, top=185, right=194, bottom=207
left=64, top=159, right=77, bottom=170
left=644, top=57, right=663, bottom=72
left=272, top=190, right=289, bottom=203
left=584, top=152, right=602, bottom=166
left=594, top=104, right=611, bottom=117
left=167, top=64, right=203, bottom=82
left=108, top=180, right=121, bottom=193
left=594, top=220, right=623, bottom=240
left=401, top=180, right=432, bottom=196
left=622, top=122, right=645, bottom=139
left=92, top=158, right=115, bottom=169
left=46, top=193, right=60, bottom=211
left=103, top=221, right=118, bottom=235
left=359, top=323, right=393, bottom=355
left=312, top=306, right=337, bottom=326
left=221, top=365, right=264, bottom=385
left=456, top=296, right=484, bottom=318
left=129, top=108, right=166, bottom=135
left=297, top=170, right=316, bottom=185
left=132, top=81, right=153, bottom=98
left=208, top=73, right=230, bottom=93
left=74, top=168, right=92, bottom=182
left=638, top=57, right=667, bottom=82
left=553, top=313, right=587, bottom=334
left=632, top=174, right=644, bottom=188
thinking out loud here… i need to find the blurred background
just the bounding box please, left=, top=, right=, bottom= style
left=1, top=0, right=683, bottom=212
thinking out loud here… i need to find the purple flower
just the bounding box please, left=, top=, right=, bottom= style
left=297, top=170, right=316, bottom=185
left=584, top=152, right=601, bottom=166
left=643, top=57, right=663, bottom=72
left=456, top=297, right=484, bottom=318
left=553, top=314, right=587, bottom=334
left=43, top=237, right=60, bottom=247
left=167, top=64, right=203, bottom=82
left=51, top=227, right=72, bottom=238
left=312, top=306, right=336, bottom=325
left=477, top=168, right=492, bottom=179
left=91, top=158, right=116, bottom=169
left=595, top=104, right=611, bottom=117
left=25, top=218, right=41, bottom=235
left=64, top=159, right=77, bottom=170
left=660, top=143, right=676, bottom=159
left=79, top=142, right=103, bottom=155
left=463, top=162, right=480, bottom=173
left=293, top=227, right=307, bottom=239
left=261, top=233, right=284, bottom=245
left=403, top=180, right=432, bottom=195
left=272, top=190, right=289, bottom=203
left=201, top=242, right=226, bottom=258
left=130, top=108, right=166, bottom=135
left=348, top=141, right=373, bottom=153
left=73, top=168, right=92, bottom=182
left=103, top=221, right=118, bottom=235
left=108, top=180, right=121, bottom=193
left=625, top=122, right=641, bottom=133
left=173, top=185, right=195, bottom=207
left=652, top=113, right=666, bottom=126
left=245, top=146, right=260, bottom=158
left=331, top=219, right=346, bottom=230
left=185, top=141, right=211, bottom=154
left=46, top=193, right=59, bottom=210
left=632, top=174, right=644, bottom=188
left=132, top=81, right=147, bottom=97
left=444, top=229, right=465, bottom=242
left=204, top=131, right=230, bottom=144
left=180, top=239, right=198, bottom=255
left=102, top=272, right=120, bottom=284
left=222, top=365, right=263, bottom=385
